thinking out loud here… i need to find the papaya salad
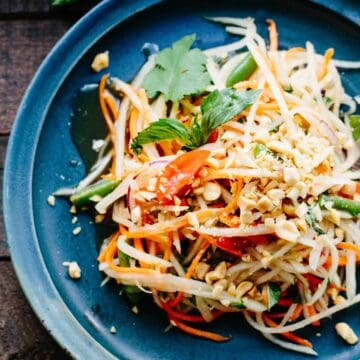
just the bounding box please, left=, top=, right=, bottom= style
left=64, top=17, right=360, bottom=355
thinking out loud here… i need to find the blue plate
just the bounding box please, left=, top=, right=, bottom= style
left=4, top=0, right=360, bottom=359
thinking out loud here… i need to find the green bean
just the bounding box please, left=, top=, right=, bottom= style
left=349, top=114, right=360, bottom=141
left=318, top=194, right=360, bottom=217
left=226, top=52, right=258, bottom=87
left=118, top=249, right=130, bottom=267
left=305, top=208, right=325, bottom=235
left=70, top=179, right=120, bottom=206
left=117, top=249, right=142, bottom=303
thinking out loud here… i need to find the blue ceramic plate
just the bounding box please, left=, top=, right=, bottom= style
left=4, top=0, right=360, bottom=359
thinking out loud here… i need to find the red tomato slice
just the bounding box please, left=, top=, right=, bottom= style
left=216, top=235, right=272, bottom=257
left=156, top=150, right=210, bottom=203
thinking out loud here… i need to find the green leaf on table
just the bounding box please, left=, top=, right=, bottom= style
left=349, top=114, right=360, bottom=141
left=267, top=283, right=281, bottom=310
left=143, top=34, right=211, bottom=102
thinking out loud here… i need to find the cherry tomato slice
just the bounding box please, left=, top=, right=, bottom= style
left=216, top=235, right=272, bottom=257
left=156, top=150, right=210, bottom=203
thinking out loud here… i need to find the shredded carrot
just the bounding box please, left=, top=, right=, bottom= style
left=97, top=231, right=118, bottom=263
left=163, top=240, right=172, bottom=262
left=103, top=91, right=119, bottom=120
left=263, top=315, right=313, bottom=348
left=163, top=302, right=223, bottom=323
left=336, top=242, right=360, bottom=257
left=325, top=253, right=360, bottom=267
left=222, top=179, right=244, bottom=215
left=160, top=236, right=173, bottom=273
left=129, top=107, right=140, bottom=140
left=328, top=283, right=346, bottom=292
left=290, top=304, right=303, bottom=321
left=186, top=242, right=211, bottom=279
left=318, top=48, right=334, bottom=80
left=170, top=317, right=229, bottom=342
left=167, top=242, right=210, bottom=307
left=98, top=74, right=115, bottom=134
left=306, top=305, right=320, bottom=326
left=356, top=182, right=360, bottom=194
left=267, top=19, right=278, bottom=51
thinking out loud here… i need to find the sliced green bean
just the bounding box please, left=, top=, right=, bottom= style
left=319, top=194, right=360, bottom=217
left=226, top=52, right=258, bottom=87
left=349, top=114, right=360, bottom=141
left=117, top=249, right=142, bottom=303
left=70, top=179, right=120, bottom=206
left=305, top=208, right=325, bottom=235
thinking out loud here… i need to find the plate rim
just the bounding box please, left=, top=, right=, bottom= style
left=3, top=0, right=359, bottom=359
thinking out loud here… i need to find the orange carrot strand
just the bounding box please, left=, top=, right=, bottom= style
left=263, top=315, right=313, bottom=348
left=267, top=19, right=278, bottom=51
left=170, top=317, right=229, bottom=342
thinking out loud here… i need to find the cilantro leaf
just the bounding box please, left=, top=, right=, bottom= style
left=143, top=34, right=211, bottom=101
left=267, top=283, right=281, bottom=310
left=349, top=114, right=360, bottom=141
left=131, top=89, right=260, bottom=152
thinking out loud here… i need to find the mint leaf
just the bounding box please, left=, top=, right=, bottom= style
left=131, top=118, right=190, bottom=153
left=200, top=88, right=261, bottom=133
left=267, top=283, right=281, bottom=310
left=143, top=34, right=211, bottom=102
left=349, top=114, right=360, bottom=141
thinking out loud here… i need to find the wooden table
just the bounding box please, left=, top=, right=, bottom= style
left=0, top=1, right=98, bottom=358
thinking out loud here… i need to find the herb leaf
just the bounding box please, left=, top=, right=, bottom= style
left=132, top=88, right=260, bottom=152
left=200, top=89, right=261, bottom=133
left=131, top=118, right=190, bottom=154
left=349, top=114, right=360, bottom=141
left=267, top=283, right=281, bottom=310
left=143, top=34, right=211, bottom=102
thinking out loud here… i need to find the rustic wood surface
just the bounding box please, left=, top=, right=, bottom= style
left=0, top=2, right=97, bottom=358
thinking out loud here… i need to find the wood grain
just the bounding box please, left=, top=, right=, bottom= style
left=0, top=20, right=74, bottom=135
left=0, top=3, right=88, bottom=357
left=0, top=171, right=6, bottom=258
left=0, top=0, right=99, bottom=18
left=0, top=262, right=70, bottom=359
